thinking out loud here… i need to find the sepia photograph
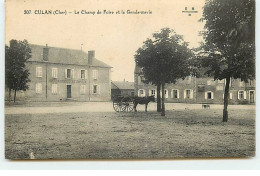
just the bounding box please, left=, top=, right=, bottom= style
left=4, top=0, right=255, bottom=160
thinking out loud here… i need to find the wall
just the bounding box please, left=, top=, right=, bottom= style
left=12, top=61, right=111, bottom=102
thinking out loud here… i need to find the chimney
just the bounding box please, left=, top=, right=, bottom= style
left=88, top=50, right=95, bottom=65
left=43, top=44, right=49, bottom=61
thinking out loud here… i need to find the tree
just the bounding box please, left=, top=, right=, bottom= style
left=201, top=0, right=255, bottom=122
left=200, top=0, right=255, bottom=122
left=5, top=39, right=31, bottom=102
left=135, top=28, right=192, bottom=116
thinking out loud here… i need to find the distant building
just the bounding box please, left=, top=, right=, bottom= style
left=111, top=80, right=134, bottom=99
left=134, top=65, right=255, bottom=105
left=6, top=44, right=112, bottom=101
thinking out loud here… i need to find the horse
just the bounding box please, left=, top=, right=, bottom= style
left=133, top=96, right=155, bottom=112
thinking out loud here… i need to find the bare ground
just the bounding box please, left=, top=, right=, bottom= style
left=5, top=104, right=255, bottom=160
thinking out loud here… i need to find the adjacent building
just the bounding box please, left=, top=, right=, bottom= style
left=111, top=80, right=134, bottom=99
left=134, top=65, right=255, bottom=105
left=6, top=44, right=112, bottom=101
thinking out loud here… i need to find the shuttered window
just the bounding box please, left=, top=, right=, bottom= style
left=36, top=83, right=42, bottom=94
left=52, top=68, right=58, bottom=78
left=172, top=89, right=179, bottom=99
left=184, top=89, right=193, bottom=99
left=36, top=67, right=42, bottom=78
left=149, top=89, right=156, bottom=97
left=238, top=90, right=246, bottom=100
left=65, top=69, right=74, bottom=79
left=52, top=84, right=57, bottom=94
left=205, top=91, right=214, bottom=99
left=80, top=70, right=87, bottom=79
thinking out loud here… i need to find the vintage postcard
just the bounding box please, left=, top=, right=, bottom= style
left=5, top=0, right=255, bottom=159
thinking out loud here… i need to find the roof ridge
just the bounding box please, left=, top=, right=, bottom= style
left=29, top=43, right=88, bottom=55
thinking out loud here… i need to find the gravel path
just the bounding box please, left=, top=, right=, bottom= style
left=5, top=102, right=255, bottom=114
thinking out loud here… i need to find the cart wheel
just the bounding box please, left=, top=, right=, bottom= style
left=113, top=101, right=122, bottom=112
left=121, top=96, right=134, bottom=112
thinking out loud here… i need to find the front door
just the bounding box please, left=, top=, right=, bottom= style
left=67, top=85, right=72, bottom=98
left=250, top=91, right=254, bottom=103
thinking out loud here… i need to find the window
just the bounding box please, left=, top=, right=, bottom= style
left=52, top=68, right=58, bottom=78
left=184, top=89, right=193, bottom=99
left=36, top=67, right=42, bottom=77
left=131, top=91, right=135, bottom=97
left=149, top=89, right=156, bottom=96
left=80, top=85, right=86, bottom=94
left=205, top=91, right=214, bottom=99
left=93, top=70, right=98, bottom=80
left=138, top=89, right=145, bottom=97
left=36, top=83, right=42, bottom=94
left=238, top=90, right=246, bottom=100
left=81, top=70, right=87, bottom=79
left=93, top=85, right=97, bottom=94
left=207, top=92, right=212, bottom=99
left=65, top=69, right=74, bottom=79
left=186, top=90, right=191, bottom=99
left=52, top=84, right=57, bottom=94
left=164, top=89, right=168, bottom=99
left=192, top=7, right=195, bottom=10
left=172, top=89, right=179, bottom=99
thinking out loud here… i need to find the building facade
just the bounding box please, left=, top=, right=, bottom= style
left=6, top=44, right=112, bottom=102
left=134, top=66, right=255, bottom=105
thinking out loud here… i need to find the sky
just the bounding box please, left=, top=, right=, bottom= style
left=5, top=0, right=205, bottom=82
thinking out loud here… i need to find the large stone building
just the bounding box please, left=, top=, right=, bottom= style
left=6, top=44, right=112, bottom=101
left=134, top=65, right=255, bottom=105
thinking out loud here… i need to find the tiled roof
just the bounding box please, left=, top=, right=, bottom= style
left=111, top=81, right=134, bottom=90
left=28, top=44, right=112, bottom=68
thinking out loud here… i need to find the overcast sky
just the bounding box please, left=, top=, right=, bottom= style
left=6, top=0, right=205, bottom=82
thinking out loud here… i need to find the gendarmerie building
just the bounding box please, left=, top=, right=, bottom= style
left=134, top=65, right=255, bottom=105
left=9, top=44, right=112, bottom=101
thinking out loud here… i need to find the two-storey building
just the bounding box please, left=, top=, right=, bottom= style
left=7, top=44, right=112, bottom=102
left=134, top=65, right=255, bottom=105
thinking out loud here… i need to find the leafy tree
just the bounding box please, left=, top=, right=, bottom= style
left=135, top=28, right=192, bottom=116
left=200, top=0, right=255, bottom=122
left=5, top=39, right=31, bottom=102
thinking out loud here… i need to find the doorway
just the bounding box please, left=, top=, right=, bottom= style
left=67, top=85, right=72, bottom=98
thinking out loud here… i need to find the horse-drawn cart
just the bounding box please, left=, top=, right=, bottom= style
left=112, top=95, right=155, bottom=112
left=112, top=95, right=134, bottom=112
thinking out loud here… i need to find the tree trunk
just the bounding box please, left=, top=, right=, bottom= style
left=14, top=89, right=17, bottom=103
left=223, top=77, right=230, bottom=122
left=157, top=84, right=161, bottom=112
left=8, top=88, right=11, bottom=103
left=161, top=82, right=165, bottom=116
